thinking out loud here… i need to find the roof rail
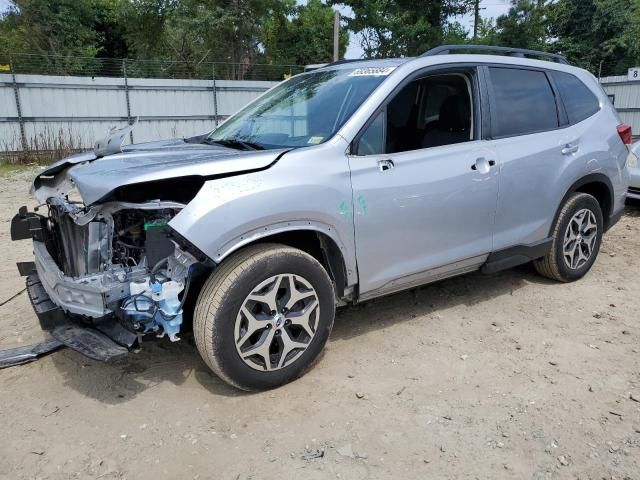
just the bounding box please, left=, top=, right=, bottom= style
left=421, top=45, right=569, bottom=65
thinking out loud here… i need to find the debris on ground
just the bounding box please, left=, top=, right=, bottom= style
left=336, top=444, right=354, bottom=458
left=0, top=339, right=64, bottom=369
left=301, top=449, right=325, bottom=461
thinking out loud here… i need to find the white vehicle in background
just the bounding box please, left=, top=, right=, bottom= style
left=627, top=142, right=640, bottom=200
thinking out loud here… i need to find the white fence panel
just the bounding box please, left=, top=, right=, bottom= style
left=0, top=73, right=278, bottom=152
left=600, top=75, right=640, bottom=136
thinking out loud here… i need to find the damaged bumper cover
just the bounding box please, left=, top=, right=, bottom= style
left=25, top=271, right=130, bottom=361
left=13, top=202, right=201, bottom=362
left=32, top=240, right=128, bottom=318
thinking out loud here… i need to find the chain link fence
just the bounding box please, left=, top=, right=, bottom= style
left=0, top=53, right=305, bottom=81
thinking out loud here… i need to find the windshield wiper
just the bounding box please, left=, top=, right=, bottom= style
left=203, top=138, right=264, bottom=151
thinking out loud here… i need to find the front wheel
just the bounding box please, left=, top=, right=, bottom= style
left=534, top=192, right=603, bottom=282
left=193, top=243, right=335, bottom=391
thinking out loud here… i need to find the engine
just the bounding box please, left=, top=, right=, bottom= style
left=40, top=199, right=196, bottom=342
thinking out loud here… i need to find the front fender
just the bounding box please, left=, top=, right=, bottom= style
left=169, top=139, right=358, bottom=285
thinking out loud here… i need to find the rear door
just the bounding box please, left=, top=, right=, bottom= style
left=486, top=66, right=574, bottom=251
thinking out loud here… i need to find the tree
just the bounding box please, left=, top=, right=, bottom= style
left=441, top=21, right=469, bottom=45
left=0, top=0, right=100, bottom=61
left=262, top=0, right=348, bottom=65
left=0, top=0, right=136, bottom=74
left=471, top=17, right=500, bottom=45
left=332, top=0, right=474, bottom=58
left=547, top=0, right=640, bottom=76
left=495, top=0, right=549, bottom=51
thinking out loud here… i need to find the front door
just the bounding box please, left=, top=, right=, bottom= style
left=348, top=69, right=500, bottom=298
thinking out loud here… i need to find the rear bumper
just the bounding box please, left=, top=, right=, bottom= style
left=629, top=166, right=640, bottom=199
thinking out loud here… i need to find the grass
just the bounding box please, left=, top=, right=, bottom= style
left=0, top=162, right=39, bottom=177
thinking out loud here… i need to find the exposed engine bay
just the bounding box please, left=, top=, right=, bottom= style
left=18, top=196, right=199, bottom=343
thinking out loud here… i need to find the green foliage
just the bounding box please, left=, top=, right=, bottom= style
left=0, top=0, right=346, bottom=73
left=430, top=0, right=640, bottom=76
left=442, top=21, right=469, bottom=45
left=495, top=0, right=548, bottom=51
left=262, top=0, right=348, bottom=65
left=0, top=0, right=99, bottom=59
left=548, top=0, right=640, bottom=75
left=2, top=0, right=640, bottom=77
left=332, top=0, right=475, bottom=58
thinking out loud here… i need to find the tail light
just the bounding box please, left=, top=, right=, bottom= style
left=617, top=124, right=632, bottom=145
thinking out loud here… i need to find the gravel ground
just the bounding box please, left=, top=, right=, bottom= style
left=0, top=168, right=639, bottom=480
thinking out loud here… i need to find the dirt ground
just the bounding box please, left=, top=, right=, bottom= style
left=0, top=168, right=639, bottom=480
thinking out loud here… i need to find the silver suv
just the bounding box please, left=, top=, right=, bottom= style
left=12, top=45, right=630, bottom=390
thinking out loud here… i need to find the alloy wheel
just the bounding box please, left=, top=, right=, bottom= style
left=562, top=208, right=598, bottom=270
left=234, top=274, right=320, bottom=371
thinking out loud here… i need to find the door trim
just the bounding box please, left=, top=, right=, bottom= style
left=357, top=254, right=488, bottom=302
left=481, top=237, right=552, bottom=274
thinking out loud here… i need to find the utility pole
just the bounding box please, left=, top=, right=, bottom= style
left=473, top=0, right=480, bottom=39
left=333, top=11, right=340, bottom=62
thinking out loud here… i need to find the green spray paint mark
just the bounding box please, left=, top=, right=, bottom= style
left=357, top=194, right=368, bottom=214
left=339, top=200, right=352, bottom=217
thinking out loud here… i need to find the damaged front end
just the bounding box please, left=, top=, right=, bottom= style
left=12, top=125, right=287, bottom=362
left=12, top=177, right=203, bottom=361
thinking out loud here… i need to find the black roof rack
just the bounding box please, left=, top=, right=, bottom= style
left=421, top=45, right=569, bottom=64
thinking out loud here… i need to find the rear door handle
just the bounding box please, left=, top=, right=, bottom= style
left=561, top=144, right=579, bottom=155
left=377, top=159, right=395, bottom=172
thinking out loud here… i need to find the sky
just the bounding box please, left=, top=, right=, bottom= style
left=0, top=0, right=512, bottom=59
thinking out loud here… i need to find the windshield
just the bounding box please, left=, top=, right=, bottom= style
left=206, top=67, right=392, bottom=150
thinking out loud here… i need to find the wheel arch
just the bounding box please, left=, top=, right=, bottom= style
left=550, top=173, right=614, bottom=235
left=214, top=223, right=354, bottom=301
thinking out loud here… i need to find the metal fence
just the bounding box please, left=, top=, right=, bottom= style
left=0, top=71, right=283, bottom=158
left=600, top=75, right=640, bottom=137
left=0, top=53, right=304, bottom=81
left=0, top=54, right=304, bottom=161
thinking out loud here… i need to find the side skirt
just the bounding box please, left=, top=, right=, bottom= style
left=481, top=238, right=553, bottom=274
left=358, top=254, right=487, bottom=302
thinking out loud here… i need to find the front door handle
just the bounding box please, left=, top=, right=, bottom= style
left=561, top=144, right=579, bottom=155
left=471, top=157, right=495, bottom=173
left=377, top=159, right=395, bottom=172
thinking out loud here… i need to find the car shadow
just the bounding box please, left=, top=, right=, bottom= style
left=624, top=199, right=640, bottom=215
left=50, top=263, right=542, bottom=404
left=50, top=335, right=246, bottom=404
left=331, top=264, right=540, bottom=341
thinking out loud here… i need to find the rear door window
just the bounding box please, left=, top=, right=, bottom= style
left=488, top=67, right=559, bottom=137
left=551, top=71, right=600, bottom=124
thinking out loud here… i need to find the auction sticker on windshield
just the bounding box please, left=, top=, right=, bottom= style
left=349, top=67, right=396, bottom=76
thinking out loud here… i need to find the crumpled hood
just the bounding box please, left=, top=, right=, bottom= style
left=32, top=139, right=287, bottom=205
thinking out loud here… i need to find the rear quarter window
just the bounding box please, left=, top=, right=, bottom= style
left=551, top=71, right=600, bottom=124
left=488, top=67, right=559, bottom=138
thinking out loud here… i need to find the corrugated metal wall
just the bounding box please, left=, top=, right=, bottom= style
left=4, top=73, right=634, bottom=154
left=0, top=73, right=277, bottom=152
left=600, top=75, right=640, bottom=134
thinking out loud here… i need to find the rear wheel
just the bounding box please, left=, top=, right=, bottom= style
left=193, top=243, right=335, bottom=391
left=534, top=192, right=603, bottom=282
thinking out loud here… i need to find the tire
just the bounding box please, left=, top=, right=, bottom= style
left=534, top=192, right=604, bottom=282
left=193, top=243, right=335, bottom=391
